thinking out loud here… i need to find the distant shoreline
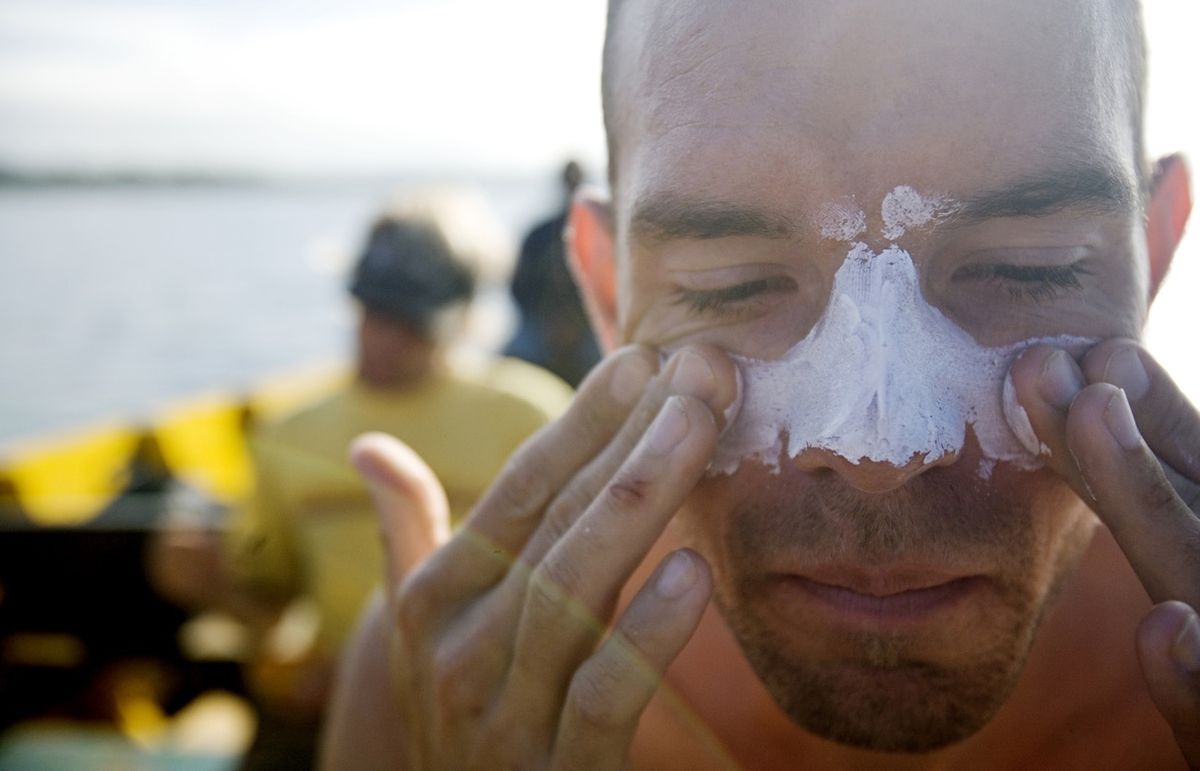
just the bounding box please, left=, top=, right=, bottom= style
left=0, top=169, right=265, bottom=189
left=0, top=166, right=550, bottom=191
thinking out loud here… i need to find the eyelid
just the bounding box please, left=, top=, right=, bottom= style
left=955, top=245, right=1093, bottom=268
left=950, top=246, right=1094, bottom=278
left=667, top=262, right=793, bottom=291
left=671, top=275, right=798, bottom=316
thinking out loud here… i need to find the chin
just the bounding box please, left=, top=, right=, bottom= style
left=719, top=589, right=1036, bottom=752
left=682, top=456, right=1097, bottom=752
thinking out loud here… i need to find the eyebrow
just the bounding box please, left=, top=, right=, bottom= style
left=948, top=164, right=1140, bottom=225
left=630, top=195, right=796, bottom=242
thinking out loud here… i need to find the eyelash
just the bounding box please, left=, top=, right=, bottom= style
left=958, top=262, right=1091, bottom=302
left=673, top=261, right=1089, bottom=319
left=672, top=276, right=797, bottom=318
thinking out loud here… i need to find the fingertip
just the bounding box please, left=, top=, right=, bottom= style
left=349, top=432, right=449, bottom=534
left=1064, top=382, right=1129, bottom=453
left=1103, top=387, right=1145, bottom=452
left=1149, top=602, right=1200, bottom=673
left=1081, top=338, right=1151, bottom=402
left=1005, top=346, right=1078, bottom=465
left=350, top=432, right=429, bottom=489
left=349, top=431, right=395, bottom=478
left=654, top=548, right=713, bottom=601
left=607, top=345, right=660, bottom=405
left=664, top=344, right=740, bottom=421
left=1137, top=602, right=1200, bottom=743
left=1139, top=601, right=1195, bottom=657
left=1010, top=343, right=1059, bottom=384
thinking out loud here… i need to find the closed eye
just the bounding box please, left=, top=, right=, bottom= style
left=672, top=276, right=798, bottom=317
left=953, top=262, right=1091, bottom=302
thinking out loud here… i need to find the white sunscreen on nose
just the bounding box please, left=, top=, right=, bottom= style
left=711, top=188, right=1093, bottom=477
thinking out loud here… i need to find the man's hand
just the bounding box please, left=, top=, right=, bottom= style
left=336, top=345, right=738, bottom=770
left=1011, top=339, right=1200, bottom=768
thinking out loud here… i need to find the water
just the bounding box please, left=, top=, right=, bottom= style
left=1, top=181, right=1197, bottom=447
left=0, top=179, right=555, bottom=444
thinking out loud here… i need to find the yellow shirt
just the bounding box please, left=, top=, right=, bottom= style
left=227, top=357, right=572, bottom=648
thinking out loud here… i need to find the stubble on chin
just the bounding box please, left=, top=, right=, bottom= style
left=686, top=464, right=1096, bottom=753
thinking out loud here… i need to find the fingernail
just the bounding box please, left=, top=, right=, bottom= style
left=657, top=550, right=697, bottom=599
left=647, top=396, right=690, bottom=456
left=1002, top=372, right=1045, bottom=457
left=1171, top=610, right=1200, bottom=673
left=721, top=364, right=744, bottom=431
left=610, top=352, right=653, bottom=405
left=1103, top=347, right=1151, bottom=402
left=1104, top=389, right=1143, bottom=451
left=1039, top=350, right=1086, bottom=409
left=670, top=351, right=716, bottom=401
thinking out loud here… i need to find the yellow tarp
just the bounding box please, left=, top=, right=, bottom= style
left=0, top=361, right=348, bottom=526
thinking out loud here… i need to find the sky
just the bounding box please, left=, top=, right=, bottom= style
left=0, top=0, right=609, bottom=175
left=0, top=1, right=1194, bottom=177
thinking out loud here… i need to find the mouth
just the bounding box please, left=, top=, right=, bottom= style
left=770, top=565, right=989, bottom=626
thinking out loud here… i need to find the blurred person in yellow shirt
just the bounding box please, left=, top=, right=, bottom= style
left=223, top=191, right=572, bottom=769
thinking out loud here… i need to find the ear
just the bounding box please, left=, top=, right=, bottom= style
left=1146, top=153, right=1192, bottom=302
left=566, top=189, right=621, bottom=352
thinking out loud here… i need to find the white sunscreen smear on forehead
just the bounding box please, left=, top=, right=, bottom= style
left=817, top=197, right=867, bottom=242
left=880, top=185, right=951, bottom=241
left=712, top=187, right=1093, bottom=478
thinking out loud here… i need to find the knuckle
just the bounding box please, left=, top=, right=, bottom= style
left=471, top=721, right=536, bottom=770
left=1183, top=481, right=1200, bottom=513
left=394, top=562, right=443, bottom=635
left=527, top=557, right=582, bottom=616
left=432, top=639, right=490, bottom=713
left=1143, top=470, right=1184, bottom=525
left=493, top=445, right=553, bottom=514
left=542, top=482, right=595, bottom=539
left=603, top=472, right=652, bottom=510
left=394, top=592, right=429, bottom=640
left=568, top=660, right=627, bottom=731
left=570, top=392, right=623, bottom=443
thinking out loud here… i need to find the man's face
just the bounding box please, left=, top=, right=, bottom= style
left=605, top=0, right=1147, bottom=752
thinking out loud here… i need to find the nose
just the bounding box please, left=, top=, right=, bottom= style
left=794, top=448, right=959, bottom=494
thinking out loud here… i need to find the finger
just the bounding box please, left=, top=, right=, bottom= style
left=1007, top=345, right=1088, bottom=485
left=552, top=549, right=712, bottom=771
left=408, top=347, right=659, bottom=604
left=507, top=394, right=719, bottom=733
left=518, top=345, right=739, bottom=570
left=1081, top=339, right=1200, bottom=487
left=1137, top=601, right=1200, bottom=767
left=449, top=346, right=734, bottom=719
left=351, top=432, right=452, bottom=595
left=1063, top=384, right=1200, bottom=609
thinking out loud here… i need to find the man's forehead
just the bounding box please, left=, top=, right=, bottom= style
left=608, top=0, right=1138, bottom=218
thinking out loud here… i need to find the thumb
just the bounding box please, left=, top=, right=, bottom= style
left=1137, top=601, right=1200, bottom=768
left=350, top=432, right=451, bottom=591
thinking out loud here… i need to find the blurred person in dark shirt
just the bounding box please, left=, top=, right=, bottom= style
left=505, top=161, right=602, bottom=387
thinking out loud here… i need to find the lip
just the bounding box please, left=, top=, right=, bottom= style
left=772, top=565, right=989, bottom=625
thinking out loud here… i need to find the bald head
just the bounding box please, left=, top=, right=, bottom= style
left=602, top=0, right=1147, bottom=195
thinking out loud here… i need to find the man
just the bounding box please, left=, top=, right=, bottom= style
left=221, top=193, right=572, bottom=768
left=323, top=1, right=1198, bottom=767
left=506, top=160, right=602, bottom=387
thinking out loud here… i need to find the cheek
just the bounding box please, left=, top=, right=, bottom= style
left=968, top=462, right=1098, bottom=616
left=672, top=469, right=767, bottom=579
left=1011, top=467, right=1098, bottom=580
